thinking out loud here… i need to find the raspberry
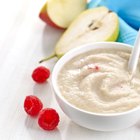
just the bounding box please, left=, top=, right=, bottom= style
left=32, top=66, right=50, bottom=83
left=38, top=108, right=60, bottom=130
left=95, top=65, right=99, bottom=71
left=88, top=65, right=100, bottom=71
left=24, top=95, right=43, bottom=116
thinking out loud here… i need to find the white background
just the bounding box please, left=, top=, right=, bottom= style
left=0, top=0, right=140, bottom=139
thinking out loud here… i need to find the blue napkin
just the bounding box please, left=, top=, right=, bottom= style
left=88, top=0, right=140, bottom=46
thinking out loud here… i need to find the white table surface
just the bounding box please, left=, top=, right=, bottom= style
left=0, top=0, right=140, bottom=139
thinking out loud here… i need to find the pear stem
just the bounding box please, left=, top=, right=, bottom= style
left=39, top=53, right=56, bottom=63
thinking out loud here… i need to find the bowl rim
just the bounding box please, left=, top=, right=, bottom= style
left=52, top=42, right=140, bottom=117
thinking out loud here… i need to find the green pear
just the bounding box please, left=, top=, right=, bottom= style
left=39, top=6, right=119, bottom=63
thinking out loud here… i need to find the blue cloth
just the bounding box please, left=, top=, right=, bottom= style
left=88, top=0, right=140, bottom=45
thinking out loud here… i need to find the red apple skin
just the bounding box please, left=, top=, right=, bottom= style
left=39, top=3, right=65, bottom=30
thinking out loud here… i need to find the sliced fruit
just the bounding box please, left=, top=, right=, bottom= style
left=55, top=7, right=119, bottom=56
left=39, top=0, right=87, bottom=29
left=39, top=3, right=63, bottom=29
left=39, top=6, right=119, bottom=63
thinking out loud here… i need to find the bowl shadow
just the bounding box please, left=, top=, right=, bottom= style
left=64, top=120, right=135, bottom=140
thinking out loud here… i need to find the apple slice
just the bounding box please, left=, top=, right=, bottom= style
left=39, top=0, right=87, bottom=29
left=39, top=2, right=63, bottom=29
left=39, top=7, right=119, bottom=63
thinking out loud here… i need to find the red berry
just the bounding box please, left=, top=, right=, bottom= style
left=24, top=95, right=43, bottom=116
left=38, top=108, right=60, bottom=130
left=88, top=65, right=100, bottom=71
left=32, top=66, right=50, bottom=83
left=95, top=65, right=99, bottom=71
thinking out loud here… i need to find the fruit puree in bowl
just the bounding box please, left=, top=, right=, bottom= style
left=57, top=48, right=140, bottom=114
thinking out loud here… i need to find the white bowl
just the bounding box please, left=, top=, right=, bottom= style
left=51, top=42, right=140, bottom=131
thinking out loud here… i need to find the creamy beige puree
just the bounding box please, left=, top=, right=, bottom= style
left=57, top=48, right=140, bottom=114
